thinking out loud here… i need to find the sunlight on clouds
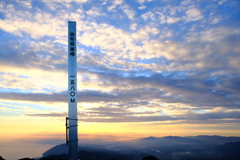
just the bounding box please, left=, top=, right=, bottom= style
left=79, top=22, right=135, bottom=56
left=0, top=68, right=67, bottom=93
left=80, top=102, right=102, bottom=109
left=132, top=26, right=159, bottom=40
left=0, top=2, right=69, bottom=39
left=0, top=72, right=42, bottom=91
left=79, top=122, right=139, bottom=135
left=141, top=40, right=179, bottom=60
left=0, top=19, right=22, bottom=36
left=129, top=107, right=159, bottom=117
left=2, top=0, right=229, bottom=73
left=0, top=17, right=66, bottom=39
left=125, top=122, right=195, bottom=137
left=159, top=103, right=195, bottom=116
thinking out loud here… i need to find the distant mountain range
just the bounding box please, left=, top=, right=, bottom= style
left=39, top=135, right=240, bottom=160
left=1, top=135, right=240, bottom=160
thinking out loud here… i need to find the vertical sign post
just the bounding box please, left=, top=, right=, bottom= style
left=68, top=21, right=78, bottom=160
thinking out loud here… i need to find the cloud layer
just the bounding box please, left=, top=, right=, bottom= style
left=0, top=0, right=240, bottom=131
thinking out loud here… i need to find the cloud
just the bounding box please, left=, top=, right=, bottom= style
left=24, top=102, right=240, bottom=124
left=120, top=4, right=136, bottom=20
left=0, top=92, right=66, bottom=102
left=130, top=23, right=137, bottom=30
left=0, top=38, right=67, bottom=70
left=1, top=0, right=236, bottom=76
left=180, top=0, right=192, bottom=6
left=167, top=17, right=181, bottom=24
left=0, top=10, right=67, bottom=39
left=185, top=8, right=203, bottom=21
left=185, top=27, right=240, bottom=70
left=24, top=104, right=182, bottom=123
left=0, top=1, right=85, bottom=39
left=138, top=5, right=146, bottom=10
left=141, top=11, right=155, bottom=21
left=218, top=0, right=228, bottom=5
left=211, top=17, right=221, bottom=24
left=196, top=27, right=240, bottom=43
left=0, top=0, right=240, bottom=135
left=136, top=0, right=153, bottom=4
left=1, top=14, right=239, bottom=116
left=1, top=68, right=239, bottom=111
left=86, top=9, right=103, bottom=16
left=25, top=112, right=67, bottom=117
left=16, top=0, right=32, bottom=9
left=41, top=0, right=89, bottom=4
left=107, top=0, right=124, bottom=11
left=185, top=109, right=240, bottom=123
left=94, top=71, right=240, bottom=108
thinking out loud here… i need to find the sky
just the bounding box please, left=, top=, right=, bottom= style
left=0, top=0, right=240, bottom=159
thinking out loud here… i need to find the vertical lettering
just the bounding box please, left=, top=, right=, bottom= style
left=70, top=98, right=75, bottom=103
left=70, top=86, right=75, bottom=90
left=70, top=92, right=75, bottom=97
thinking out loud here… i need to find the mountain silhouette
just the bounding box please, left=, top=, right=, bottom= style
left=37, top=135, right=240, bottom=160
left=139, top=136, right=208, bottom=147
left=42, top=144, right=68, bottom=157
left=216, top=142, right=240, bottom=154
left=142, top=156, right=159, bottom=160
left=3, top=135, right=239, bottom=160
left=40, top=154, right=67, bottom=160
left=187, top=135, right=240, bottom=144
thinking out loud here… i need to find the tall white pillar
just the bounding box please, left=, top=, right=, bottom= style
left=68, top=21, right=78, bottom=160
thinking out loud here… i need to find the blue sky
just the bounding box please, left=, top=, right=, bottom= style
left=0, top=0, right=240, bottom=153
